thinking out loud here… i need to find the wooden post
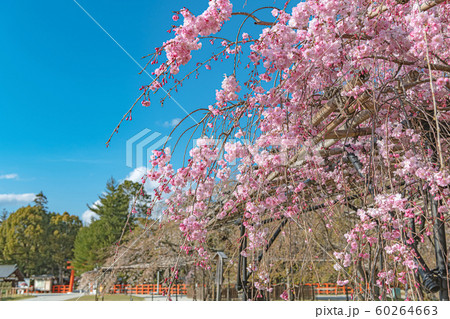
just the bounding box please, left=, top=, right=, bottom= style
left=227, top=269, right=230, bottom=301
left=202, top=270, right=206, bottom=301
left=214, top=251, right=228, bottom=301
left=193, top=266, right=197, bottom=301
left=286, top=266, right=292, bottom=301
left=215, top=279, right=220, bottom=301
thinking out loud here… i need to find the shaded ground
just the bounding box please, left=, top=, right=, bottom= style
left=2, top=293, right=359, bottom=301
left=1, top=293, right=191, bottom=301
left=0, top=295, right=36, bottom=301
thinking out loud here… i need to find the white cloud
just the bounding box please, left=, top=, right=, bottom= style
left=151, top=200, right=166, bottom=221
left=81, top=210, right=99, bottom=225
left=126, top=166, right=147, bottom=183
left=0, top=193, right=35, bottom=205
left=124, top=167, right=171, bottom=220
left=0, top=174, right=18, bottom=180
left=81, top=200, right=101, bottom=225
left=162, top=118, right=181, bottom=128
left=125, top=167, right=160, bottom=194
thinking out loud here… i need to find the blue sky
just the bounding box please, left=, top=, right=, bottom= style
left=0, top=0, right=281, bottom=223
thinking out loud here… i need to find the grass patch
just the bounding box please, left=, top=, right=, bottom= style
left=0, top=295, right=36, bottom=301
left=66, top=294, right=145, bottom=301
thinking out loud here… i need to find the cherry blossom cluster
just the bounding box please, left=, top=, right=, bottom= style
left=134, top=0, right=450, bottom=299
left=163, top=0, right=232, bottom=75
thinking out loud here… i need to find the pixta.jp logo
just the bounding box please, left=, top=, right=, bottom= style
left=126, top=129, right=171, bottom=168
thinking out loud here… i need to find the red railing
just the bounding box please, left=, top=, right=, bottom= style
left=23, top=284, right=186, bottom=295
left=52, top=285, right=71, bottom=293
left=305, top=283, right=371, bottom=295
left=110, top=284, right=187, bottom=295
left=40, top=283, right=370, bottom=296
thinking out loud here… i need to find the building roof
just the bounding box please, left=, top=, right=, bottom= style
left=0, top=264, right=24, bottom=281
left=0, top=264, right=18, bottom=278
left=215, top=251, right=228, bottom=259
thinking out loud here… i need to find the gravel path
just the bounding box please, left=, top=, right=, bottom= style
left=21, top=293, right=84, bottom=301
left=133, top=294, right=192, bottom=301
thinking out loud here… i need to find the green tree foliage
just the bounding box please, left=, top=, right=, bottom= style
left=73, top=178, right=149, bottom=273
left=89, top=179, right=132, bottom=235
left=0, top=209, right=9, bottom=225
left=72, top=220, right=111, bottom=273
left=0, top=206, right=50, bottom=276
left=33, top=191, right=48, bottom=211
left=48, top=212, right=82, bottom=279
left=0, top=194, right=81, bottom=278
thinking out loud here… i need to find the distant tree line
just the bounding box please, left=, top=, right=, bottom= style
left=0, top=178, right=150, bottom=279
left=0, top=192, right=81, bottom=279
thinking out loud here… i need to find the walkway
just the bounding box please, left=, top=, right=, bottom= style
left=22, top=293, right=84, bottom=301
left=133, top=294, right=192, bottom=301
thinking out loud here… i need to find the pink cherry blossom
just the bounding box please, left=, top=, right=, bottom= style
left=141, top=100, right=151, bottom=107
left=122, top=0, right=450, bottom=300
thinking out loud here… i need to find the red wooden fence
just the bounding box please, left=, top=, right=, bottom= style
left=305, top=283, right=371, bottom=295
left=110, top=284, right=187, bottom=295
left=47, top=282, right=369, bottom=296
left=52, top=285, right=71, bottom=293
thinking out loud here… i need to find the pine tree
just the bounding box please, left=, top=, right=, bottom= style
left=73, top=178, right=149, bottom=273
left=33, top=191, right=48, bottom=211
left=0, top=209, right=8, bottom=225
